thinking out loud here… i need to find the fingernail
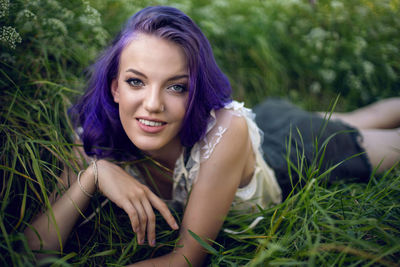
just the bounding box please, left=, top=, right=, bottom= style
left=141, top=239, right=145, bottom=244
left=151, top=239, right=156, bottom=246
left=173, top=223, right=179, bottom=229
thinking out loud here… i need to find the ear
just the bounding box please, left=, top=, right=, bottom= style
left=111, top=79, right=120, bottom=103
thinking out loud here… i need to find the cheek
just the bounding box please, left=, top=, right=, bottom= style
left=118, top=92, right=140, bottom=112
left=180, top=95, right=189, bottom=115
left=176, top=101, right=188, bottom=121
left=167, top=95, right=188, bottom=120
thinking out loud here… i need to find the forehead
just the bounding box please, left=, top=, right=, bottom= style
left=119, top=33, right=188, bottom=75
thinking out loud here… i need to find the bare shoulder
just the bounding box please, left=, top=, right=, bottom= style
left=215, top=109, right=250, bottom=154
left=215, top=108, right=249, bottom=137
left=228, top=112, right=249, bottom=137
left=199, top=110, right=251, bottom=178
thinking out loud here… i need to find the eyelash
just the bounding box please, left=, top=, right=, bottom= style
left=168, top=84, right=187, bottom=93
left=124, top=78, right=188, bottom=93
left=125, top=78, right=144, bottom=87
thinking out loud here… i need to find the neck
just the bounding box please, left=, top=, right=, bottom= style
left=144, top=139, right=183, bottom=171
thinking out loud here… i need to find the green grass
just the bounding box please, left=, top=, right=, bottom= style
left=220, top=174, right=400, bottom=266
left=1, top=0, right=399, bottom=266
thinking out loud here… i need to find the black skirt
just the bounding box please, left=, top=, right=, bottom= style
left=253, top=98, right=372, bottom=198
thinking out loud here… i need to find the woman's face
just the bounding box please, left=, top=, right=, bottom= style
left=111, top=33, right=189, bottom=157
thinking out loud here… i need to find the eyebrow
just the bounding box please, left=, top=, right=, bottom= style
left=126, top=68, right=189, bottom=82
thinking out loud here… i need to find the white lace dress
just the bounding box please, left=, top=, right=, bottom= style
left=127, top=100, right=282, bottom=212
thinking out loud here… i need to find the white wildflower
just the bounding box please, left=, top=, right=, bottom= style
left=330, top=1, right=344, bottom=9
left=362, top=61, right=375, bottom=77
left=92, top=26, right=108, bottom=46
left=0, top=26, right=22, bottom=49
left=16, top=9, right=37, bottom=22
left=0, top=0, right=9, bottom=18
left=80, top=4, right=101, bottom=26
left=307, top=27, right=329, bottom=41
left=346, top=73, right=361, bottom=90
left=353, top=36, right=367, bottom=56
left=44, top=18, right=67, bottom=35
left=309, top=81, right=321, bottom=94
left=319, top=69, right=336, bottom=83
left=60, top=8, right=74, bottom=21
left=214, top=0, right=229, bottom=8
left=45, top=0, right=61, bottom=11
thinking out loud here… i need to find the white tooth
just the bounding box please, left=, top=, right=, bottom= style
left=139, top=119, right=163, bottom=127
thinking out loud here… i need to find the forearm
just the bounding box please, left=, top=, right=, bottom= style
left=24, top=167, right=95, bottom=252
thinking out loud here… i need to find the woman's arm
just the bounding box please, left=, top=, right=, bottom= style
left=24, top=166, right=95, bottom=253
left=24, top=159, right=179, bottom=256
left=131, top=115, right=252, bottom=266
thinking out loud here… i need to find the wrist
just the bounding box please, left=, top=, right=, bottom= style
left=78, top=165, right=97, bottom=197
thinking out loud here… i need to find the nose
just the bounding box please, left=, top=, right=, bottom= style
left=143, top=86, right=164, bottom=113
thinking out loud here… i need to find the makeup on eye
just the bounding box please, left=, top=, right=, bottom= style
left=167, top=84, right=187, bottom=93
left=124, top=77, right=188, bottom=93
left=125, top=78, right=144, bottom=88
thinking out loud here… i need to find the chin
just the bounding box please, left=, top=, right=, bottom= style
left=131, top=138, right=166, bottom=154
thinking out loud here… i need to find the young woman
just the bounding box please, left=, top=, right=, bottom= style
left=24, top=6, right=400, bottom=266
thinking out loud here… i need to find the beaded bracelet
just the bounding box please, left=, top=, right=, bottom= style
left=77, top=170, right=93, bottom=198
left=92, top=159, right=98, bottom=190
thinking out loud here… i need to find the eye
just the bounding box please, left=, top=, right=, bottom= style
left=125, top=78, right=144, bottom=88
left=168, top=84, right=187, bottom=93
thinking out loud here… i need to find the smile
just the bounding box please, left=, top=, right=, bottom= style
left=137, top=118, right=167, bottom=134
left=138, top=118, right=165, bottom=127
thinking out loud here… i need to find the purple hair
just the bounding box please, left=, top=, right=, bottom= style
left=70, top=6, right=232, bottom=160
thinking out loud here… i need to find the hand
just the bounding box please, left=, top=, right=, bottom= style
left=95, top=159, right=179, bottom=246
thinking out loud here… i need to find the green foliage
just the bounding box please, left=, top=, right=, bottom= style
left=0, top=0, right=399, bottom=266
left=219, top=171, right=400, bottom=266
left=0, top=0, right=108, bottom=265
left=0, top=0, right=108, bottom=91
left=183, top=0, right=400, bottom=108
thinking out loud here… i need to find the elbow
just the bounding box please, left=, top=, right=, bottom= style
left=24, top=226, right=43, bottom=253
left=24, top=225, right=60, bottom=254
left=24, top=226, right=62, bottom=261
left=24, top=226, right=41, bottom=251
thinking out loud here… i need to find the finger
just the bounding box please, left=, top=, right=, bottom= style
left=147, top=190, right=179, bottom=230
left=132, top=200, right=147, bottom=245
left=123, top=202, right=140, bottom=234
left=141, top=198, right=156, bottom=247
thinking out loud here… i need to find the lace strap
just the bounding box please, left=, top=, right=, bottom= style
left=200, top=126, right=227, bottom=160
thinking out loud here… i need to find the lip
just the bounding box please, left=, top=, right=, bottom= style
left=136, top=117, right=167, bottom=134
